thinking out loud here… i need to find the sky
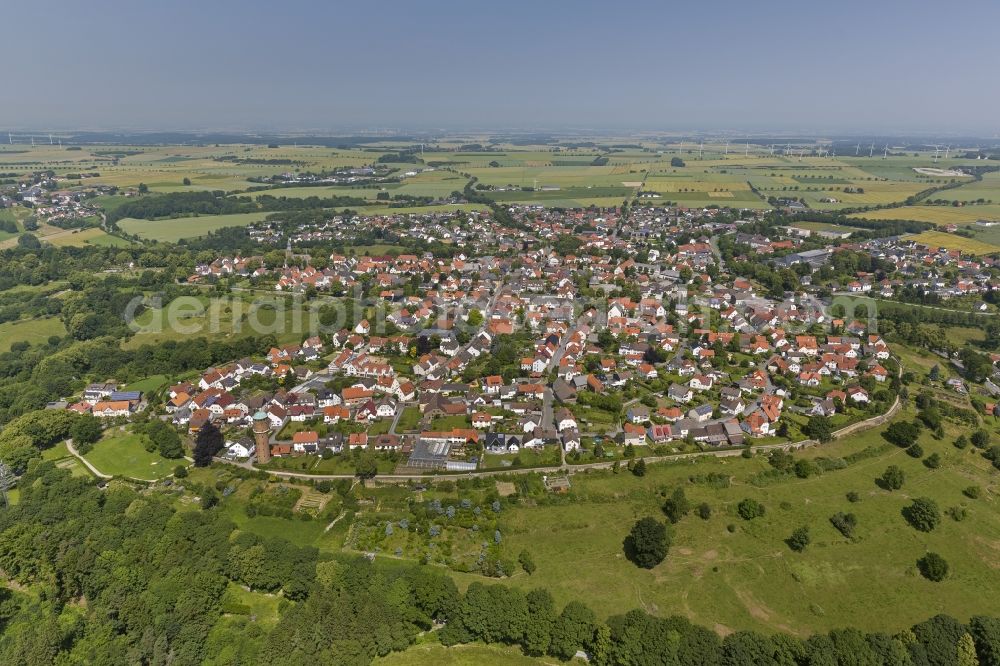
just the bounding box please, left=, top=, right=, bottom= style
left=3, top=0, right=999, bottom=135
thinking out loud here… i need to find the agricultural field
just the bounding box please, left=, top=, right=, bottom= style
left=2, top=143, right=383, bottom=196
left=42, top=226, right=134, bottom=247
left=8, top=143, right=995, bottom=245
left=788, top=221, right=862, bottom=235
left=905, top=230, right=999, bottom=254
left=119, top=212, right=272, bottom=241
left=851, top=204, right=1000, bottom=226
left=934, top=170, right=1000, bottom=204
left=357, top=203, right=489, bottom=216
left=642, top=170, right=766, bottom=209
left=0, top=316, right=67, bottom=352
left=124, top=293, right=308, bottom=347
left=467, top=165, right=640, bottom=191
left=82, top=431, right=178, bottom=480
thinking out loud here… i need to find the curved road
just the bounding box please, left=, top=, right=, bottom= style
left=65, top=438, right=113, bottom=479
left=215, top=385, right=901, bottom=482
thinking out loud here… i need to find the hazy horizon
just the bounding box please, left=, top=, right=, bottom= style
left=3, top=0, right=999, bottom=135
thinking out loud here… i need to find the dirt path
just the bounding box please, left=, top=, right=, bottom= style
left=324, top=510, right=347, bottom=533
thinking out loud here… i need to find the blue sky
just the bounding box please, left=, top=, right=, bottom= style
left=3, top=0, right=999, bottom=134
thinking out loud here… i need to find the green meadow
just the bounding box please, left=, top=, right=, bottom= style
left=488, top=414, right=1000, bottom=636
left=83, top=431, right=178, bottom=480
left=119, top=212, right=272, bottom=241
left=0, top=316, right=66, bottom=352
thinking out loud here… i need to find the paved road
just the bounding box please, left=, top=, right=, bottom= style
left=217, top=437, right=804, bottom=481
left=215, top=386, right=900, bottom=482
left=64, top=438, right=194, bottom=483
left=830, top=292, right=999, bottom=317
left=540, top=312, right=594, bottom=466
left=388, top=403, right=408, bottom=435
left=65, top=439, right=112, bottom=479
left=221, top=356, right=905, bottom=483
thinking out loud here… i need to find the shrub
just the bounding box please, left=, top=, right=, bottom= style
left=917, top=552, right=949, bottom=581
left=947, top=506, right=968, bottom=522
left=905, top=443, right=924, bottom=458
left=662, top=487, right=691, bottom=524
left=794, top=459, right=819, bottom=479
left=787, top=526, right=811, bottom=552
left=884, top=420, right=921, bottom=447
left=879, top=465, right=905, bottom=491
left=846, top=491, right=861, bottom=503
left=697, top=502, right=712, bottom=520
left=518, top=549, right=536, bottom=575
left=903, top=497, right=941, bottom=532
left=830, top=512, right=858, bottom=539
left=984, top=446, right=1000, bottom=470
left=200, top=488, right=219, bottom=510
left=737, top=498, right=766, bottom=520
left=963, top=485, right=981, bottom=499
left=173, top=465, right=188, bottom=479
left=923, top=453, right=941, bottom=469
left=972, top=429, right=991, bottom=449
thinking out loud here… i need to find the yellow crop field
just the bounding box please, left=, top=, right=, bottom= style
left=906, top=230, right=999, bottom=254
left=852, top=205, right=1000, bottom=226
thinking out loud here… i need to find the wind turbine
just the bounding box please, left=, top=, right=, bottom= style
left=48, top=133, right=53, bottom=145
left=745, top=137, right=750, bottom=157
left=944, top=145, right=951, bottom=159
left=932, top=145, right=940, bottom=162
left=769, top=144, right=775, bottom=156
left=7, top=132, right=11, bottom=145
left=883, top=144, right=889, bottom=159
left=869, top=142, right=875, bottom=158
left=855, top=143, right=861, bottom=156
left=724, top=140, right=729, bottom=155
left=699, top=140, right=703, bottom=158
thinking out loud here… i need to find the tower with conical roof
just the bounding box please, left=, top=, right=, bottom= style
left=252, top=411, right=271, bottom=464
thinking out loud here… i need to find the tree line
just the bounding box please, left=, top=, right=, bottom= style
left=105, top=190, right=370, bottom=227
